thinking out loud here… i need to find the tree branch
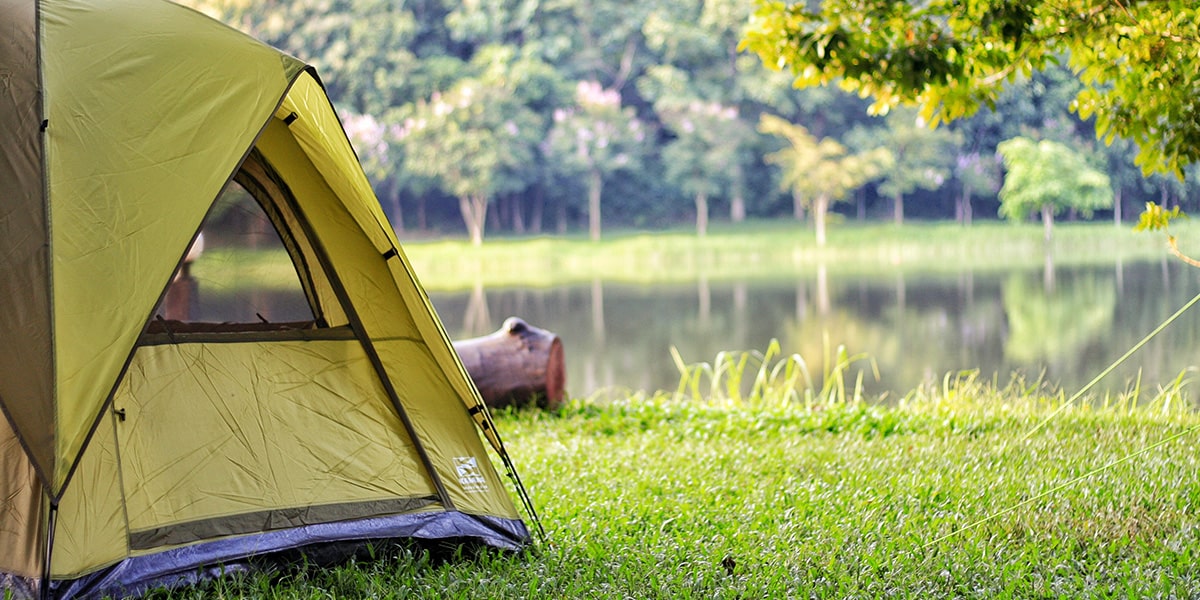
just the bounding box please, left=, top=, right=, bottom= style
left=1168, top=235, right=1200, bottom=269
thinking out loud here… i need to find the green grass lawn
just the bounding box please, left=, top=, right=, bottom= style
left=156, top=375, right=1200, bottom=599
left=192, top=220, right=1191, bottom=292
left=157, top=220, right=1200, bottom=598
left=401, top=219, right=1182, bottom=290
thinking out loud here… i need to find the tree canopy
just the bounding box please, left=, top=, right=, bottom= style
left=740, top=0, right=1200, bottom=176
left=996, top=136, right=1113, bottom=241
left=543, top=81, right=646, bottom=241
left=181, top=0, right=1200, bottom=241
left=397, top=77, right=539, bottom=245
left=760, top=114, right=891, bottom=246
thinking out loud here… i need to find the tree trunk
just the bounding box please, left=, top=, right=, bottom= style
left=730, top=163, right=746, bottom=223
left=697, top=276, right=711, bottom=327
left=556, top=195, right=568, bottom=234
left=486, top=198, right=501, bottom=232
left=893, top=191, right=904, bottom=225
left=792, top=190, right=806, bottom=221
left=459, top=194, right=488, bottom=246
left=730, top=194, right=745, bottom=223
left=591, top=278, right=605, bottom=342
left=453, top=317, right=566, bottom=409
left=588, top=168, right=603, bottom=241
left=511, top=194, right=526, bottom=234
left=463, top=281, right=490, bottom=335
left=1043, top=246, right=1056, bottom=293
left=386, top=180, right=404, bottom=234
left=1113, top=187, right=1123, bottom=227
left=695, top=191, right=708, bottom=238
left=1041, top=203, right=1054, bottom=243
left=530, top=185, right=544, bottom=234
left=496, top=194, right=509, bottom=233
left=816, top=262, right=830, bottom=315
left=416, top=195, right=427, bottom=231
left=814, top=194, right=830, bottom=246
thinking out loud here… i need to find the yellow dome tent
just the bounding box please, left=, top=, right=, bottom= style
left=0, top=1, right=536, bottom=597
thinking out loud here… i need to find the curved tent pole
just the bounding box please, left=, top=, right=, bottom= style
left=299, top=66, right=544, bottom=539
left=262, top=133, right=456, bottom=510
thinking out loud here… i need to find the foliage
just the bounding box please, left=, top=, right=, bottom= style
left=852, top=108, right=962, bottom=224
left=659, top=101, right=754, bottom=237
left=996, top=137, right=1113, bottom=235
left=396, top=76, right=540, bottom=245
left=1135, top=202, right=1187, bottom=233
left=542, top=81, right=647, bottom=241
left=759, top=114, right=892, bottom=245
left=740, top=0, right=1200, bottom=176
left=180, top=0, right=1200, bottom=239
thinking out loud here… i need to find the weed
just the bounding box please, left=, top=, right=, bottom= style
left=670, top=338, right=878, bottom=409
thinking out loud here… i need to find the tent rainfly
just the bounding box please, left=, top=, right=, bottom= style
left=0, top=0, right=538, bottom=598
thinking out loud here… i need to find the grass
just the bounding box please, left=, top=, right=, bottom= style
left=187, top=220, right=1188, bottom=292
left=400, top=219, right=1182, bottom=291
left=151, top=220, right=1200, bottom=597
left=151, top=355, right=1200, bottom=599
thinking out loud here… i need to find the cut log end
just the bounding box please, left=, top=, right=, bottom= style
left=453, top=317, right=567, bottom=410
left=544, top=336, right=565, bottom=409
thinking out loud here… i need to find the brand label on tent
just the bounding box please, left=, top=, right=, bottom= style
left=454, top=456, right=489, bottom=493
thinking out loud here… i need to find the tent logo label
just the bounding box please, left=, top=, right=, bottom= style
left=454, top=456, right=489, bottom=493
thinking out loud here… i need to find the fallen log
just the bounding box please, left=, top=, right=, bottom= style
left=453, top=317, right=566, bottom=409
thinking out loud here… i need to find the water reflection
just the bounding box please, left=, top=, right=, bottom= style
left=430, top=259, right=1200, bottom=400
left=1002, top=272, right=1117, bottom=367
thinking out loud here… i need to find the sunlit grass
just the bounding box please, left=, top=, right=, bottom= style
left=151, top=364, right=1200, bottom=599
left=184, top=220, right=1186, bottom=292
left=144, top=221, right=1200, bottom=598
left=401, top=220, right=1180, bottom=290
left=669, top=337, right=878, bottom=409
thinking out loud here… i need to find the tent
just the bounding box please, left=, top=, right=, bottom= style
left=0, top=1, right=537, bottom=598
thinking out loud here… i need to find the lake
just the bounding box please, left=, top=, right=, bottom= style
left=429, top=257, right=1200, bottom=401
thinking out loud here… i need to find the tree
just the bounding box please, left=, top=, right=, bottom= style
left=543, top=81, right=646, bottom=241
left=534, top=0, right=661, bottom=92
left=396, top=78, right=539, bottom=245
left=660, top=101, right=753, bottom=237
left=759, top=114, right=892, bottom=246
left=191, top=0, right=432, bottom=116
left=952, top=151, right=1002, bottom=226
left=341, top=112, right=405, bottom=229
left=849, top=108, right=961, bottom=225
left=638, top=0, right=760, bottom=224
left=741, top=1, right=1200, bottom=177
left=996, top=137, right=1113, bottom=242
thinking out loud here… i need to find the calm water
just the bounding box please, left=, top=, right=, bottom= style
left=429, top=258, right=1200, bottom=400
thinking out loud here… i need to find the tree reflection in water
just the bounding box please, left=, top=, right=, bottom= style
left=425, top=260, right=1200, bottom=401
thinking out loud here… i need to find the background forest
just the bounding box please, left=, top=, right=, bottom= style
left=184, top=0, right=1200, bottom=242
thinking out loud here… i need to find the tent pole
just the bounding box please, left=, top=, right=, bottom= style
left=39, top=500, right=57, bottom=600
left=266, top=157, right=456, bottom=510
